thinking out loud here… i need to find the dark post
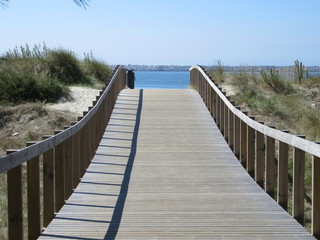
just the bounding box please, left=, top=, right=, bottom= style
left=127, top=69, right=135, bottom=89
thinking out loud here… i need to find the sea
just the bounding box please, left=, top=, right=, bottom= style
left=134, top=71, right=189, bottom=89
left=132, top=70, right=320, bottom=89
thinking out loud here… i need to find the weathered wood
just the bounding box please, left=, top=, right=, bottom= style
left=42, top=135, right=55, bottom=228
left=278, top=139, right=289, bottom=210
left=26, top=141, right=41, bottom=240
left=7, top=149, right=23, bottom=240
left=39, top=89, right=314, bottom=239
left=255, top=123, right=265, bottom=188
left=234, top=112, right=241, bottom=160
left=190, top=65, right=320, bottom=158
left=265, top=131, right=276, bottom=198
left=0, top=66, right=127, bottom=174
left=240, top=114, right=248, bottom=168
left=224, top=98, right=229, bottom=141
left=312, top=155, right=320, bottom=237
left=247, top=118, right=255, bottom=177
left=63, top=126, right=73, bottom=200
left=78, top=116, right=86, bottom=177
left=71, top=122, right=80, bottom=189
left=54, top=130, right=65, bottom=212
left=228, top=107, right=234, bottom=150
left=293, top=139, right=306, bottom=225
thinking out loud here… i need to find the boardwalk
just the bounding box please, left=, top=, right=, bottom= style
left=39, top=89, right=314, bottom=239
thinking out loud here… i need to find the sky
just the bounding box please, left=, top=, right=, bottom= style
left=1, top=0, right=319, bottom=66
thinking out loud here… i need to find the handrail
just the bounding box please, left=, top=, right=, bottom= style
left=190, top=65, right=320, bottom=238
left=190, top=65, right=320, bottom=158
left=1, top=65, right=127, bottom=240
left=0, top=65, right=127, bottom=173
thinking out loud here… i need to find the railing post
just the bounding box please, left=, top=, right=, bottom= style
left=312, top=154, right=320, bottom=237
left=7, top=149, right=23, bottom=240
left=63, top=126, right=73, bottom=200
left=224, top=96, right=230, bottom=141
left=71, top=122, right=80, bottom=189
left=78, top=116, right=86, bottom=177
left=247, top=117, right=255, bottom=177
left=255, top=123, right=265, bottom=188
left=293, top=135, right=306, bottom=225
left=234, top=107, right=241, bottom=160
left=220, top=94, right=225, bottom=135
left=216, top=92, right=221, bottom=128
left=265, top=126, right=276, bottom=198
left=228, top=102, right=235, bottom=150
left=240, top=111, right=248, bottom=168
left=26, top=141, right=41, bottom=240
left=212, top=88, right=217, bottom=121
left=277, top=134, right=289, bottom=210
left=54, top=130, right=65, bottom=212
left=43, top=135, right=55, bottom=228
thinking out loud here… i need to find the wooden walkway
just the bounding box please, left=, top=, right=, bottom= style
left=39, top=89, right=314, bottom=239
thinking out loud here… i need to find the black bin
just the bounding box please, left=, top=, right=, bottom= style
left=127, top=69, right=135, bottom=89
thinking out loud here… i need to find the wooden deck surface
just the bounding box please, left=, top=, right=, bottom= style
left=39, top=89, right=315, bottom=239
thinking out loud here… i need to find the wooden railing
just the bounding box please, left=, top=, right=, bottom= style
left=0, top=65, right=127, bottom=240
left=190, top=65, right=320, bottom=238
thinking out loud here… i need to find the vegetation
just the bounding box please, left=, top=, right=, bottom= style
left=0, top=43, right=112, bottom=238
left=208, top=62, right=320, bottom=231
left=208, top=62, right=320, bottom=141
left=0, top=43, right=112, bottom=105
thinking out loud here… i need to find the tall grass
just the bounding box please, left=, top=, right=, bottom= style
left=83, top=51, right=112, bottom=83
left=0, top=69, right=67, bottom=104
left=0, top=44, right=112, bottom=105
left=260, top=67, right=294, bottom=94
left=210, top=60, right=225, bottom=82
left=46, top=49, right=89, bottom=84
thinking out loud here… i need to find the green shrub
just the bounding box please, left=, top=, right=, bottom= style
left=46, top=49, right=88, bottom=84
left=260, top=68, right=294, bottom=94
left=83, top=52, right=112, bottom=83
left=0, top=69, right=68, bottom=104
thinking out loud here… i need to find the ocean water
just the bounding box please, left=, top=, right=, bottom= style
left=134, top=71, right=190, bottom=89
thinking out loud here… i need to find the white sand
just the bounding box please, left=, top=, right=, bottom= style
left=47, top=86, right=101, bottom=116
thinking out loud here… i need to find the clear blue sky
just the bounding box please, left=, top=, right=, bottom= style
left=1, top=0, right=319, bottom=66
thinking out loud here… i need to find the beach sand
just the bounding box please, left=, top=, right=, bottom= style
left=47, top=86, right=101, bottom=116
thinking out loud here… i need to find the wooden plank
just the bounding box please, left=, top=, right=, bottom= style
left=63, top=127, right=73, bottom=200
left=240, top=116, right=248, bottom=168
left=247, top=123, right=255, bottom=178
left=265, top=133, right=275, bottom=198
left=0, top=66, right=127, bottom=174
left=54, top=130, right=65, bottom=212
left=26, top=141, right=41, bottom=240
left=234, top=113, right=241, bottom=160
left=39, top=89, right=314, bottom=240
left=255, top=124, right=265, bottom=188
left=312, top=155, right=320, bottom=237
left=277, top=140, right=289, bottom=210
left=190, top=65, right=320, bottom=158
left=228, top=102, right=235, bottom=151
left=43, top=136, right=55, bottom=228
left=71, top=122, right=80, bottom=189
left=7, top=150, right=23, bottom=240
left=293, top=144, right=305, bottom=225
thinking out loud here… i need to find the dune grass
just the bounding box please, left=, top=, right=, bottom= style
left=0, top=44, right=112, bottom=105
left=0, top=44, right=113, bottom=238
left=208, top=65, right=320, bottom=231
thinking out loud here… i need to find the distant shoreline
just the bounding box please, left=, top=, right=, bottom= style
left=111, top=64, right=320, bottom=72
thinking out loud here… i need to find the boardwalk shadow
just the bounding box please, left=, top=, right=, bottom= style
left=104, top=89, right=143, bottom=240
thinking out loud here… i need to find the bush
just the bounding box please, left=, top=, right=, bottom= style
left=46, top=49, right=88, bottom=84
left=83, top=52, right=112, bottom=83
left=0, top=69, right=68, bottom=104
left=260, top=68, right=294, bottom=94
